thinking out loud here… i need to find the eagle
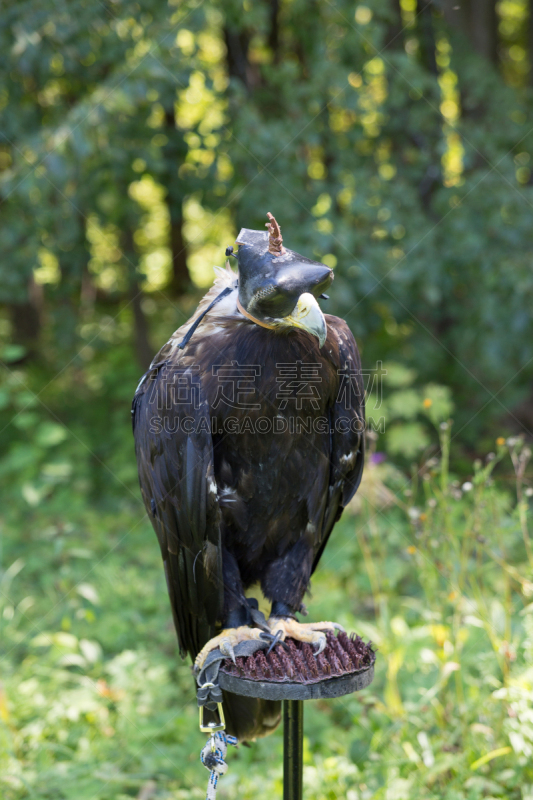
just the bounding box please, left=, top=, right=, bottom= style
left=132, top=213, right=365, bottom=741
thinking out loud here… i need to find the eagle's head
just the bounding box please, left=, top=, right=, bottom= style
left=231, top=213, right=333, bottom=348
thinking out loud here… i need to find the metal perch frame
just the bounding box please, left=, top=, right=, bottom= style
left=284, top=700, right=303, bottom=800
left=219, top=655, right=375, bottom=800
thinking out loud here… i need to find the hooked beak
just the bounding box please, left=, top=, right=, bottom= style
left=286, top=292, right=327, bottom=348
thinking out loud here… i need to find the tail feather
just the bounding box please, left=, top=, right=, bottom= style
left=222, top=689, right=281, bottom=741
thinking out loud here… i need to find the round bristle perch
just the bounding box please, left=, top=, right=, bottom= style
left=218, top=631, right=375, bottom=701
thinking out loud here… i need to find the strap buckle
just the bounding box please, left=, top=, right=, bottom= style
left=198, top=685, right=225, bottom=734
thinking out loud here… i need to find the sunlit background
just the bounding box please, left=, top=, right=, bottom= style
left=1, top=2, right=533, bottom=798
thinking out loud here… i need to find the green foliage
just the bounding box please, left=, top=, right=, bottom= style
left=1, top=0, right=533, bottom=444
left=366, top=360, right=454, bottom=459
left=1, top=3, right=533, bottom=798
left=1, top=438, right=533, bottom=799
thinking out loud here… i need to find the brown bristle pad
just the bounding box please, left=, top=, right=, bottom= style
left=220, top=631, right=375, bottom=685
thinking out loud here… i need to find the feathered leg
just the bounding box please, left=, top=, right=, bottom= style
left=260, top=536, right=343, bottom=653
left=194, top=549, right=267, bottom=672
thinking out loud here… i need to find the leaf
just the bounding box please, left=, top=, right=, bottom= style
left=35, top=422, right=68, bottom=447
left=58, top=654, right=87, bottom=668
left=349, top=736, right=370, bottom=766
left=41, top=461, right=73, bottom=479
left=79, top=639, right=103, bottom=663
left=383, top=362, right=416, bottom=388
left=2, top=558, right=25, bottom=582
left=13, top=412, right=40, bottom=430
left=387, top=389, right=422, bottom=420
left=1, top=344, right=27, bottom=363
left=77, top=584, right=100, bottom=605
left=52, top=632, right=79, bottom=649
left=387, top=422, right=430, bottom=457
left=470, top=746, right=512, bottom=770
left=22, top=482, right=45, bottom=506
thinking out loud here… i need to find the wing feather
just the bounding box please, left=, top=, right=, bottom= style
left=312, top=318, right=365, bottom=572
left=132, top=359, right=223, bottom=658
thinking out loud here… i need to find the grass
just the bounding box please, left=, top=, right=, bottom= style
left=1, top=431, right=533, bottom=799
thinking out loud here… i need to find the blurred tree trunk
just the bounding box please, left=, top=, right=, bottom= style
left=123, top=230, right=153, bottom=370
left=169, top=214, right=189, bottom=296
left=224, top=17, right=262, bottom=90
left=471, top=0, right=498, bottom=63
left=529, top=0, right=533, bottom=86
left=54, top=210, right=88, bottom=351
left=268, top=0, right=281, bottom=62
left=80, top=263, right=97, bottom=311
left=384, top=0, right=403, bottom=50
left=130, top=281, right=153, bottom=371
left=414, top=3, right=441, bottom=218
left=162, top=109, right=190, bottom=297
left=224, top=26, right=252, bottom=88
left=417, top=1, right=438, bottom=74
left=442, top=0, right=499, bottom=64
left=9, top=276, right=43, bottom=359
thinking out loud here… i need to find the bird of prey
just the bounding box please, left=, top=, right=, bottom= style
left=132, top=213, right=365, bottom=741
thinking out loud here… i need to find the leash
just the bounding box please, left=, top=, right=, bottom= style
left=195, top=630, right=273, bottom=798
left=198, top=684, right=237, bottom=800
left=200, top=729, right=238, bottom=800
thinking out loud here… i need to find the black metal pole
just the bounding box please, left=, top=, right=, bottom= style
left=283, top=699, right=303, bottom=800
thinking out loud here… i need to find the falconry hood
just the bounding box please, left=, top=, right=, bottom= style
left=230, top=213, right=333, bottom=346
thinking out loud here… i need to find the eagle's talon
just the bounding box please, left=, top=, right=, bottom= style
left=220, top=639, right=237, bottom=664
left=194, top=625, right=264, bottom=673
left=267, top=616, right=341, bottom=655
left=266, top=629, right=284, bottom=655
left=260, top=630, right=290, bottom=653
left=313, top=634, right=327, bottom=655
